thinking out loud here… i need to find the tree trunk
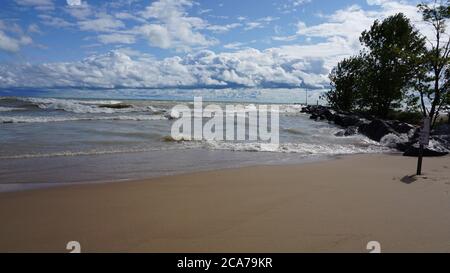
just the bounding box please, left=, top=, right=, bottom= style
left=429, top=65, right=441, bottom=129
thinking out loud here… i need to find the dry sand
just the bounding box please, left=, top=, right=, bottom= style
left=0, top=154, right=449, bottom=253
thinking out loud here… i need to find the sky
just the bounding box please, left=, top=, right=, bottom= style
left=0, top=0, right=430, bottom=93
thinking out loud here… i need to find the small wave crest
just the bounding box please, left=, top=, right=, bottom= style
left=2, top=97, right=167, bottom=114
left=380, top=133, right=409, bottom=148
left=202, top=141, right=388, bottom=154
left=283, top=127, right=308, bottom=135
left=0, top=149, right=155, bottom=160
left=0, top=145, right=192, bottom=159
left=0, top=106, right=27, bottom=112
left=0, top=114, right=167, bottom=123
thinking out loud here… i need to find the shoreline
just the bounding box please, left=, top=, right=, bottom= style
left=0, top=153, right=449, bottom=252
left=0, top=150, right=346, bottom=193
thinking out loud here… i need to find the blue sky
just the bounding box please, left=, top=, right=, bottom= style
left=0, top=0, right=426, bottom=92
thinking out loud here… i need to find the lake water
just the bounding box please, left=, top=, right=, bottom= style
left=0, top=95, right=390, bottom=191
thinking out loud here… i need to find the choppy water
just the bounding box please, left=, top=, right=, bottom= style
left=0, top=96, right=390, bottom=191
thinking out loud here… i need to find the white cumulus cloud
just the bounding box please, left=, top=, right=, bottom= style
left=0, top=48, right=329, bottom=89
left=137, top=0, right=216, bottom=51
left=272, top=0, right=431, bottom=66
left=0, top=20, right=33, bottom=53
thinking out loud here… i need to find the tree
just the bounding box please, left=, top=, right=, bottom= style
left=417, top=0, right=450, bottom=127
left=326, top=56, right=365, bottom=112
left=359, top=13, right=426, bottom=117
left=326, top=13, right=426, bottom=117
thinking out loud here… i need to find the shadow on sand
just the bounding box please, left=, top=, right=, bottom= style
left=400, top=175, right=417, bottom=184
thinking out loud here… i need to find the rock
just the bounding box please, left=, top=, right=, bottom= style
left=433, top=124, right=450, bottom=135
left=390, top=121, right=415, bottom=134
left=304, top=105, right=335, bottom=121
left=401, top=137, right=449, bottom=157
left=410, top=127, right=421, bottom=140
left=300, top=106, right=310, bottom=113
left=310, top=114, right=319, bottom=120
left=344, top=126, right=358, bottom=136
left=346, top=126, right=359, bottom=136
left=431, top=135, right=450, bottom=150
left=403, top=147, right=449, bottom=157
left=322, top=109, right=335, bottom=121
left=302, top=107, right=431, bottom=155
left=358, top=119, right=397, bottom=142
left=98, top=103, right=132, bottom=109
left=334, top=126, right=359, bottom=137
left=333, top=114, right=361, bottom=127
left=396, top=141, right=413, bottom=152
left=355, top=112, right=375, bottom=121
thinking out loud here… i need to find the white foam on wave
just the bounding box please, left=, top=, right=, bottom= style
left=76, top=100, right=122, bottom=105
left=0, top=106, right=27, bottom=112
left=277, top=104, right=305, bottom=115
left=380, top=133, right=409, bottom=148
left=197, top=140, right=390, bottom=155
left=24, top=98, right=120, bottom=114
left=0, top=140, right=389, bottom=160
left=0, top=114, right=167, bottom=123
left=16, top=97, right=162, bottom=114
left=0, top=148, right=154, bottom=160
left=0, top=144, right=194, bottom=159
left=168, top=103, right=306, bottom=119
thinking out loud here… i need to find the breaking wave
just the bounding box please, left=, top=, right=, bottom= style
left=0, top=114, right=167, bottom=123
left=202, top=141, right=389, bottom=155
left=0, top=97, right=167, bottom=114
left=0, top=106, right=27, bottom=112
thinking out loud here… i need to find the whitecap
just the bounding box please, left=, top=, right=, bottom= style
left=202, top=141, right=389, bottom=155
left=380, top=133, right=409, bottom=148
left=0, top=114, right=167, bottom=123
left=15, top=97, right=157, bottom=114
left=0, top=106, right=27, bottom=112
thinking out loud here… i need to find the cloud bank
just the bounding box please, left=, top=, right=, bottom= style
left=0, top=49, right=329, bottom=89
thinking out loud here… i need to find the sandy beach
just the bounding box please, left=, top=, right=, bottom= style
left=0, top=153, right=449, bottom=253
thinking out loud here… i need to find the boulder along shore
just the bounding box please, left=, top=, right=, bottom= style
left=301, top=105, right=450, bottom=157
